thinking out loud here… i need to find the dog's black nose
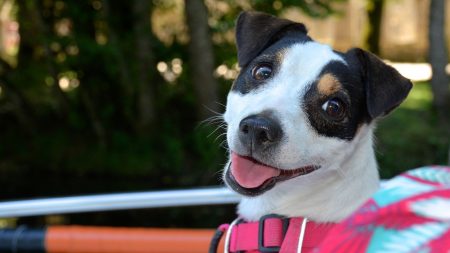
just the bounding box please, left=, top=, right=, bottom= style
left=239, top=115, right=282, bottom=151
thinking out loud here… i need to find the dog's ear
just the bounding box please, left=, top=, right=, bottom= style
left=347, top=48, right=412, bottom=119
left=235, top=11, right=307, bottom=68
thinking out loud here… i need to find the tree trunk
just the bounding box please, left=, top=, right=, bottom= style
left=428, top=0, right=450, bottom=121
left=101, top=0, right=135, bottom=131
left=185, top=0, right=219, bottom=120
left=133, top=0, right=156, bottom=133
left=366, top=0, right=384, bottom=55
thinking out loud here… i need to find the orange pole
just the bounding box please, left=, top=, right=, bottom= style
left=46, top=226, right=225, bottom=253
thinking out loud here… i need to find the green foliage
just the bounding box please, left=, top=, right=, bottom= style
left=251, top=0, right=346, bottom=17
left=376, top=82, right=449, bottom=178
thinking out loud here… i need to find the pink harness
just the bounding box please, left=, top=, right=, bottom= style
left=211, top=215, right=336, bottom=253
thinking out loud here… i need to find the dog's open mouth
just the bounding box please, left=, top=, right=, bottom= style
left=225, top=152, right=319, bottom=196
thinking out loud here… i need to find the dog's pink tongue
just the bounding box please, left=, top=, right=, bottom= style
left=231, top=153, right=280, bottom=189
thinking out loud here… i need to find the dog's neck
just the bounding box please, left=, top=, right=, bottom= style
left=236, top=125, right=380, bottom=223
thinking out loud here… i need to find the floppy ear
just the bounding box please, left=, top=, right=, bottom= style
left=347, top=48, right=412, bottom=119
left=235, top=11, right=307, bottom=68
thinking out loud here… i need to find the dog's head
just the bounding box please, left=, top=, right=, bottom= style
left=223, top=11, right=412, bottom=218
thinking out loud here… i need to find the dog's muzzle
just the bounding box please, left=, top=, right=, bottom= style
left=226, top=113, right=319, bottom=196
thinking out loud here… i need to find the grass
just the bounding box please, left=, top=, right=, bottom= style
left=375, top=82, right=449, bottom=179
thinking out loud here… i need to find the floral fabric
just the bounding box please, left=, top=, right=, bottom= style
left=319, top=166, right=450, bottom=253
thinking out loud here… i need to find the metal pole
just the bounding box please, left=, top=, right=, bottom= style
left=0, top=187, right=240, bottom=218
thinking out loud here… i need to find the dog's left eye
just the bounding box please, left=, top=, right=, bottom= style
left=251, top=64, right=272, bottom=80
left=322, top=98, right=346, bottom=120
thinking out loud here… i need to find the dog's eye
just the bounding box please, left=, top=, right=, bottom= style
left=251, top=64, right=272, bottom=80
left=322, top=98, right=346, bottom=120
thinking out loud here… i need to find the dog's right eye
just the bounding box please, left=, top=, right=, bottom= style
left=251, top=64, right=272, bottom=80
left=322, top=98, right=346, bottom=120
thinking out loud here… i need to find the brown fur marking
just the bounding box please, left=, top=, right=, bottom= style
left=317, top=73, right=342, bottom=95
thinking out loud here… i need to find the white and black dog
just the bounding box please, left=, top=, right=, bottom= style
left=222, top=11, right=412, bottom=224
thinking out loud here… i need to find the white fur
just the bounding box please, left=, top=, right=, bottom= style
left=223, top=41, right=380, bottom=222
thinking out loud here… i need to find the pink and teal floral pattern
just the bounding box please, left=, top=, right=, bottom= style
left=319, top=166, right=450, bottom=253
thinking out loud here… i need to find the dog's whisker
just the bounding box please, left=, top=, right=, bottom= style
left=215, top=123, right=227, bottom=130
left=214, top=168, right=225, bottom=178
left=207, top=125, right=226, bottom=138
left=203, top=105, right=224, bottom=117
left=217, top=140, right=227, bottom=147
left=217, top=137, right=228, bottom=146
left=220, top=144, right=230, bottom=152
left=214, top=131, right=227, bottom=141
left=216, top=139, right=227, bottom=147
left=198, top=115, right=224, bottom=127
left=214, top=101, right=226, bottom=108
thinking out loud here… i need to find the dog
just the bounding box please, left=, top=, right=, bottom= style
left=222, top=11, right=412, bottom=227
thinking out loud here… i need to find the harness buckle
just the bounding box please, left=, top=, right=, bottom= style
left=258, top=214, right=289, bottom=252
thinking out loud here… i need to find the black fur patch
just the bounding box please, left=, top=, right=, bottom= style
left=304, top=49, right=412, bottom=141
left=303, top=60, right=370, bottom=141
left=346, top=48, right=412, bottom=119
left=231, top=33, right=310, bottom=94
left=235, top=11, right=308, bottom=68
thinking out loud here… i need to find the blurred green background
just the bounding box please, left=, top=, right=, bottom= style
left=0, top=0, right=448, bottom=228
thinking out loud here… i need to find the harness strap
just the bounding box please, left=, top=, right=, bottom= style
left=280, top=218, right=334, bottom=253
left=229, top=216, right=286, bottom=252
left=216, top=215, right=336, bottom=253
